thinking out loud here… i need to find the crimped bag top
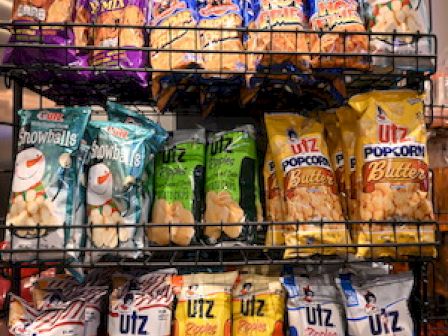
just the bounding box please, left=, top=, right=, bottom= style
left=232, top=274, right=285, bottom=336
left=349, top=90, right=433, bottom=222
left=172, top=271, right=238, bottom=336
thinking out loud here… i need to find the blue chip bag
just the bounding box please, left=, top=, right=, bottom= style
left=197, top=0, right=245, bottom=76
left=85, top=120, right=154, bottom=262
left=106, top=101, right=168, bottom=222
left=5, top=107, right=91, bottom=262
left=245, top=0, right=310, bottom=81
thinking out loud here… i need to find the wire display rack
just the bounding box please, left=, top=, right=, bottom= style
left=0, top=2, right=447, bottom=334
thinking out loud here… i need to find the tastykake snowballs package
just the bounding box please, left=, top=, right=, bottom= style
left=85, top=120, right=153, bottom=261
left=5, top=107, right=91, bottom=263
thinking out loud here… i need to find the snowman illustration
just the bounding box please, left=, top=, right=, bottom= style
left=7, top=147, right=60, bottom=238
left=87, top=163, right=130, bottom=248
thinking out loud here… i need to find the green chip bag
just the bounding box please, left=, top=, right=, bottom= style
left=5, top=107, right=91, bottom=262
left=149, top=129, right=205, bottom=246
left=85, top=121, right=153, bottom=261
left=106, top=102, right=168, bottom=223
left=204, top=125, right=262, bottom=244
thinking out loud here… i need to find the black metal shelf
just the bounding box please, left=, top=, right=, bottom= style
left=0, top=22, right=437, bottom=110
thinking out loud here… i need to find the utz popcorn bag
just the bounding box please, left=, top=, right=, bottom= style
left=308, top=0, right=368, bottom=69
left=85, top=121, right=154, bottom=262
left=265, top=113, right=350, bottom=258
left=233, top=274, right=285, bottom=336
left=80, top=0, right=148, bottom=85
left=172, top=271, right=238, bottom=336
left=5, top=107, right=91, bottom=263
left=349, top=90, right=436, bottom=258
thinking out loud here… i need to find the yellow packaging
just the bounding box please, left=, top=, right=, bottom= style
left=265, top=113, right=349, bottom=258
left=232, top=274, right=284, bottom=336
left=172, top=271, right=237, bottom=336
left=264, top=148, right=285, bottom=246
left=349, top=90, right=436, bottom=258
left=320, top=110, right=347, bottom=217
left=336, top=106, right=358, bottom=220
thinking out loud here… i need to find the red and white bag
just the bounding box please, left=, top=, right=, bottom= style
left=9, top=294, right=87, bottom=336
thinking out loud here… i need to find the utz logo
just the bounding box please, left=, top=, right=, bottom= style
left=186, top=284, right=199, bottom=297
left=287, top=129, right=318, bottom=155
left=107, top=126, right=129, bottom=139
left=240, top=282, right=252, bottom=296
left=198, top=0, right=239, bottom=17
left=377, top=106, right=410, bottom=143
left=369, top=309, right=403, bottom=335
left=363, top=290, right=378, bottom=314
left=37, top=111, right=64, bottom=122
left=303, top=285, right=314, bottom=303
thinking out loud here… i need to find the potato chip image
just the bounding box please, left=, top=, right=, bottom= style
left=349, top=90, right=436, bottom=258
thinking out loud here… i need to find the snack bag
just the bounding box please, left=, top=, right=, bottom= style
left=245, top=0, right=309, bottom=79
left=84, top=0, right=148, bottom=85
left=336, top=106, right=357, bottom=220
left=9, top=294, right=87, bottom=336
left=233, top=274, right=285, bottom=336
left=264, top=148, right=285, bottom=246
left=106, top=101, right=168, bottom=222
left=150, top=0, right=201, bottom=101
left=365, top=0, right=432, bottom=70
left=349, top=90, right=436, bottom=258
left=308, top=0, right=368, bottom=69
left=265, top=113, right=348, bottom=258
left=3, top=0, right=85, bottom=67
left=320, top=110, right=347, bottom=217
left=197, top=0, right=245, bottom=76
left=172, top=271, right=238, bottom=336
left=337, top=272, right=414, bottom=336
left=33, top=285, right=108, bottom=336
left=108, top=270, right=175, bottom=336
left=85, top=121, right=153, bottom=261
left=204, top=125, right=262, bottom=244
left=5, top=107, right=91, bottom=262
left=149, top=129, right=205, bottom=246
left=281, top=275, right=346, bottom=336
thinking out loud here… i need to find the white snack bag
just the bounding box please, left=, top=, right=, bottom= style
left=336, top=272, right=414, bottom=336
left=108, top=270, right=175, bottom=336
left=281, top=275, right=346, bottom=336
left=9, top=294, right=86, bottom=336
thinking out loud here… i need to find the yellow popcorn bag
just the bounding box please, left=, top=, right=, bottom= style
left=320, top=110, right=347, bottom=217
left=233, top=274, right=285, bottom=336
left=265, top=113, right=349, bottom=258
left=336, top=106, right=358, bottom=220
left=264, top=148, right=285, bottom=246
left=349, top=90, right=436, bottom=258
left=172, top=271, right=238, bottom=336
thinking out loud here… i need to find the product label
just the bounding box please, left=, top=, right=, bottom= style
left=309, top=0, right=363, bottom=30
